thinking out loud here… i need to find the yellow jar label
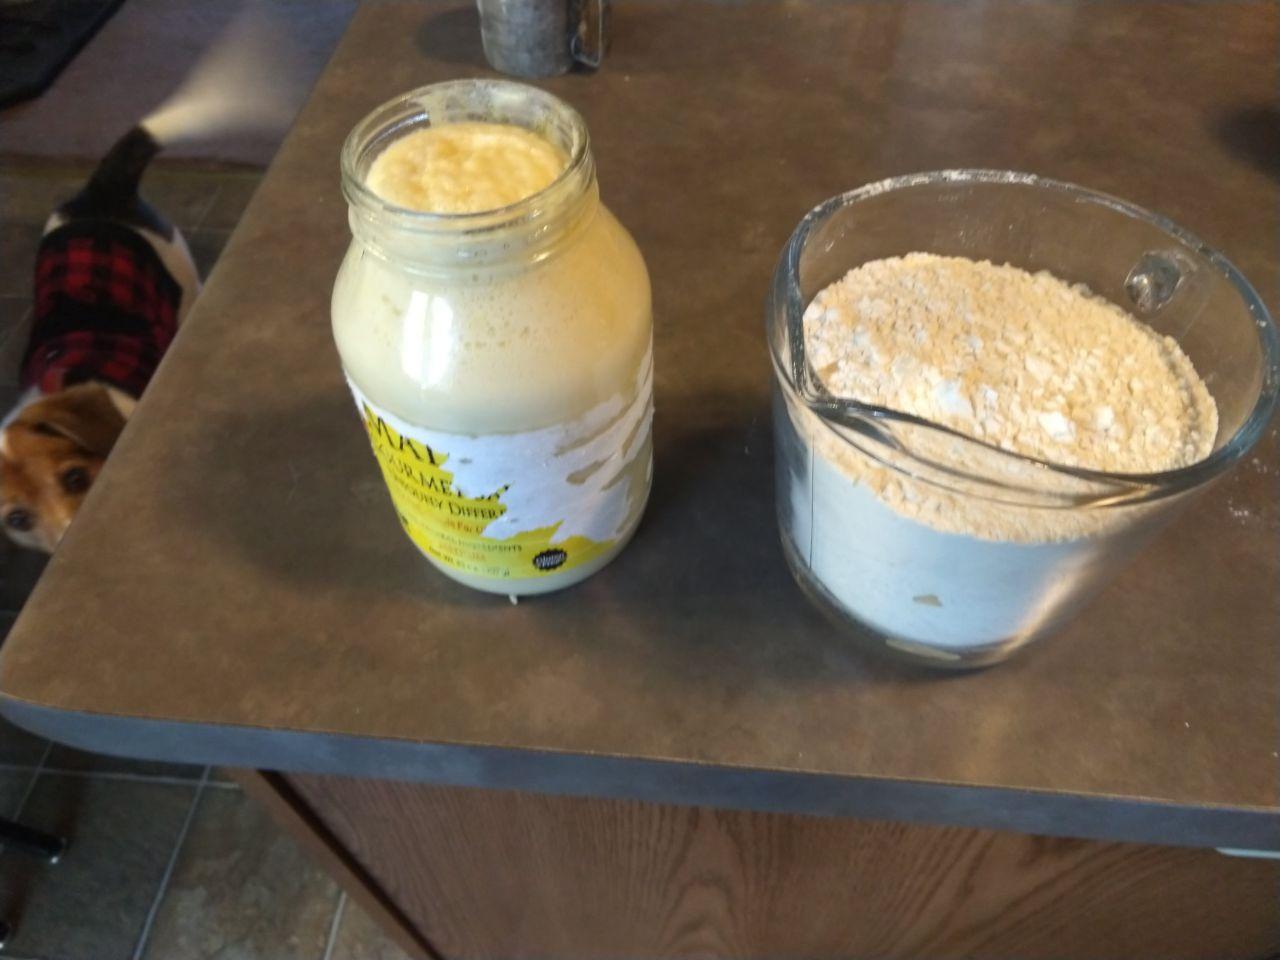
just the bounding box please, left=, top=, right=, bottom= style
left=347, top=369, right=652, bottom=583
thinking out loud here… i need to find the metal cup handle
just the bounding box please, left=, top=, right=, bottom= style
left=571, top=0, right=608, bottom=69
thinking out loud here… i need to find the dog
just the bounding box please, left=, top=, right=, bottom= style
left=0, top=126, right=200, bottom=552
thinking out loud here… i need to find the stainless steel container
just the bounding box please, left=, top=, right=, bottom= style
left=476, top=0, right=608, bottom=78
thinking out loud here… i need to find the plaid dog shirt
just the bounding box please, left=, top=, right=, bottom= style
left=21, top=220, right=182, bottom=399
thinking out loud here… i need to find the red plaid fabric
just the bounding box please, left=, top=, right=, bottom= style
left=21, top=221, right=182, bottom=399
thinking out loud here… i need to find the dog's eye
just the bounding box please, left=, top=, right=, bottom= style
left=60, top=467, right=91, bottom=494
left=4, top=509, right=34, bottom=532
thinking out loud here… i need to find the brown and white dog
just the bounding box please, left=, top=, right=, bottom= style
left=0, top=127, right=200, bottom=552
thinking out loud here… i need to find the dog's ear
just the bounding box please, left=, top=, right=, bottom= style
left=18, top=385, right=127, bottom=457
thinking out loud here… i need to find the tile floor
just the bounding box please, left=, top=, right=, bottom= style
left=0, top=0, right=355, bottom=165
left=0, top=160, right=411, bottom=960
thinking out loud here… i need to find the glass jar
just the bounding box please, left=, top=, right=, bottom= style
left=768, top=171, right=1279, bottom=668
left=333, top=80, right=653, bottom=595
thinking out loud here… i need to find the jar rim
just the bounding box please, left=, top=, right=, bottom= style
left=339, top=79, right=593, bottom=234
left=773, top=170, right=1280, bottom=505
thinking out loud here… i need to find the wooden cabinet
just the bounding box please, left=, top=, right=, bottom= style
left=241, top=771, right=1280, bottom=959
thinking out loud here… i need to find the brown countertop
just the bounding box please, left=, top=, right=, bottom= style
left=2, top=0, right=1277, bottom=850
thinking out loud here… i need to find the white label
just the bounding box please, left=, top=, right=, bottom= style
left=347, top=350, right=653, bottom=581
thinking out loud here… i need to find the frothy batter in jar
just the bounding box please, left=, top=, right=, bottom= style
left=366, top=122, right=566, bottom=214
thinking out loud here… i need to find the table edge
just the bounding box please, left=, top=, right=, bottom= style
left=4, top=693, right=1276, bottom=853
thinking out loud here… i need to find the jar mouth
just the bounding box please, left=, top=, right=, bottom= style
left=772, top=170, right=1280, bottom=506
left=339, top=79, right=594, bottom=236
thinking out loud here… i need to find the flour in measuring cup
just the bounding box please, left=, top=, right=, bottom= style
left=803, top=253, right=1217, bottom=539
left=787, top=253, right=1218, bottom=650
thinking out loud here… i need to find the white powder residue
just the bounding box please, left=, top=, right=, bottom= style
left=1227, top=501, right=1254, bottom=523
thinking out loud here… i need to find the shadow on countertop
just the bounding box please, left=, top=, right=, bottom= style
left=1216, top=104, right=1280, bottom=180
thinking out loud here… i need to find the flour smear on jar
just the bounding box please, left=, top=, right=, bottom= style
left=787, top=253, right=1217, bottom=652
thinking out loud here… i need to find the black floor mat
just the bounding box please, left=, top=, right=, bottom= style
left=0, top=0, right=126, bottom=110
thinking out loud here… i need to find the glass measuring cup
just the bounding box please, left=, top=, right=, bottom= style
left=767, top=171, right=1279, bottom=667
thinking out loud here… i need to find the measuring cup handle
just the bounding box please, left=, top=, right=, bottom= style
left=571, top=0, right=608, bottom=69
